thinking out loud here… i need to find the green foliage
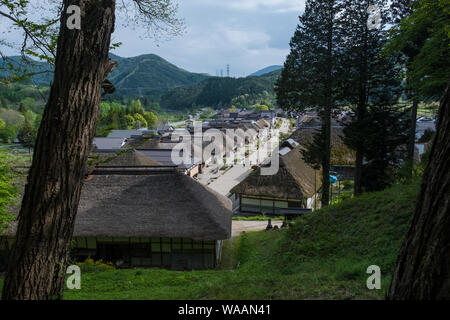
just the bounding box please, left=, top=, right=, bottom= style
left=385, top=0, right=450, bottom=99
left=161, top=71, right=281, bottom=110
left=143, top=111, right=158, bottom=129
left=132, top=113, right=147, bottom=129
left=16, top=111, right=35, bottom=147
left=253, top=104, right=269, bottom=111
left=106, top=53, right=208, bottom=99
left=76, top=258, right=114, bottom=273
left=232, top=216, right=284, bottom=221
left=51, top=179, right=420, bottom=300
left=0, top=150, right=19, bottom=234
left=343, top=105, right=410, bottom=192
left=123, top=114, right=135, bottom=130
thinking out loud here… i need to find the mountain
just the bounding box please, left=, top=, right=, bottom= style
left=107, top=53, right=209, bottom=99
left=0, top=56, right=53, bottom=86
left=250, top=65, right=283, bottom=77
left=1, top=54, right=210, bottom=99
left=160, top=69, right=282, bottom=110
left=1, top=55, right=282, bottom=111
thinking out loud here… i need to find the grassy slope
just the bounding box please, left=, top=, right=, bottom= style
left=0, top=179, right=419, bottom=300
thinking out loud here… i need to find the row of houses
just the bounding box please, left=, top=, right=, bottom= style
left=0, top=115, right=277, bottom=271
left=0, top=158, right=233, bottom=271
left=92, top=118, right=272, bottom=177
left=230, top=127, right=358, bottom=216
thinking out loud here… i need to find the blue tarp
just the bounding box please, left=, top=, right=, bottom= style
left=329, top=175, right=338, bottom=183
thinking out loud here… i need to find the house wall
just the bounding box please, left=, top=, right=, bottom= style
left=188, top=165, right=200, bottom=177
left=73, top=237, right=219, bottom=270
left=0, top=237, right=222, bottom=271
left=238, top=195, right=304, bottom=216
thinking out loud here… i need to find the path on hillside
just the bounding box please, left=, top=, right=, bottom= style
left=231, top=220, right=283, bottom=237
left=218, top=220, right=284, bottom=269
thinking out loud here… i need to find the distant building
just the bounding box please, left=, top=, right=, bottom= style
left=92, top=137, right=127, bottom=152
left=107, top=129, right=156, bottom=139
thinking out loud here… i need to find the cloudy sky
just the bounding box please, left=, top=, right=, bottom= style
left=1, top=0, right=305, bottom=77
left=112, top=0, right=305, bottom=76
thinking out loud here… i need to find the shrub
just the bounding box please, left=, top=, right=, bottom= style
left=77, top=258, right=114, bottom=273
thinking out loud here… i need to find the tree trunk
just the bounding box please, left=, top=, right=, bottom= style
left=406, top=98, right=419, bottom=177
left=321, top=106, right=331, bottom=207
left=353, top=7, right=369, bottom=197
left=353, top=146, right=363, bottom=196
left=320, top=2, right=334, bottom=208
left=2, top=0, right=116, bottom=300
left=387, top=83, right=450, bottom=300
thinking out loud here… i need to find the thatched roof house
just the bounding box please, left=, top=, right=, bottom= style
left=1, top=169, right=232, bottom=270
left=232, top=146, right=319, bottom=200
left=231, top=146, right=320, bottom=215
left=77, top=171, right=232, bottom=240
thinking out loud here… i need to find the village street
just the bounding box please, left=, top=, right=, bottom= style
left=205, top=118, right=292, bottom=196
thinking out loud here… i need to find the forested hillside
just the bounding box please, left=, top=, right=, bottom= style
left=107, top=53, right=209, bottom=99
left=160, top=69, right=282, bottom=110
left=0, top=54, right=210, bottom=100
left=250, top=65, right=283, bottom=76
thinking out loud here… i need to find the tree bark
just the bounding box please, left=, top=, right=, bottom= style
left=321, top=106, right=331, bottom=207
left=353, top=12, right=369, bottom=197
left=320, top=0, right=334, bottom=207
left=387, top=82, right=450, bottom=300
left=2, top=0, right=116, bottom=300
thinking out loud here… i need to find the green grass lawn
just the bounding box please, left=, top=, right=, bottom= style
left=0, top=179, right=419, bottom=300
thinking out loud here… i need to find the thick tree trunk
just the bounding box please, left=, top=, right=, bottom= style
left=2, top=0, right=116, bottom=300
left=354, top=146, right=364, bottom=196
left=353, top=14, right=368, bottom=197
left=406, top=98, right=419, bottom=176
left=320, top=3, right=334, bottom=207
left=387, top=83, right=450, bottom=300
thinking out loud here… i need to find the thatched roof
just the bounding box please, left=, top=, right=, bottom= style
left=231, top=146, right=320, bottom=200
left=97, top=149, right=162, bottom=167
left=3, top=170, right=232, bottom=240
left=257, top=119, right=270, bottom=128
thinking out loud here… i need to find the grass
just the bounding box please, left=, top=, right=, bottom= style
left=0, top=179, right=420, bottom=300
left=232, top=216, right=284, bottom=221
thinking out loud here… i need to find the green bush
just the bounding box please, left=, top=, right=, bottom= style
left=77, top=258, right=114, bottom=273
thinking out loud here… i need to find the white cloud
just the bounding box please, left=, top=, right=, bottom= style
left=191, top=0, right=304, bottom=12
left=1, top=0, right=302, bottom=76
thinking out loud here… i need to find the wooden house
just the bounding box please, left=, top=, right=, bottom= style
left=231, top=146, right=321, bottom=216
left=0, top=168, right=232, bottom=271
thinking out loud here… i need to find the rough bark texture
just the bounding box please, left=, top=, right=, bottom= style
left=2, top=0, right=116, bottom=300
left=353, top=14, right=368, bottom=197
left=387, top=83, right=450, bottom=300
left=320, top=3, right=333, bottom=208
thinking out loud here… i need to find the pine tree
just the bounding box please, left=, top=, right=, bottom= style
left=275, top=0, right=344, bottom=207
left=338, top=0, right=404, bottom=195
left=385, top=0, right=450, bottom=178
left=17, top=113, right=35, bottom=149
